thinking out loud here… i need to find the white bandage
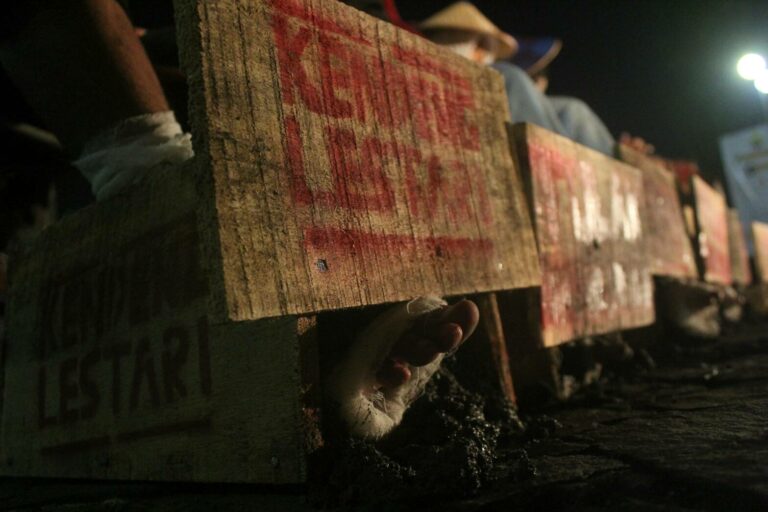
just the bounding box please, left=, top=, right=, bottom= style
left=325, top=296, right=448, bottom=440
left=74, top=111, right=194, bottom=200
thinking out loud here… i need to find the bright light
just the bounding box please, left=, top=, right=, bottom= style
left=738, top=53, right=766, bottom=80
left=755, top=69, right=768, bottom=93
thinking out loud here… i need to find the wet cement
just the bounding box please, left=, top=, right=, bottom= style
left=314, top=367, right=524, bottom=507
left=3, top=322, right=768, bottom=511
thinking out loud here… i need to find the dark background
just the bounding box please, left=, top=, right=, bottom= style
left=399, top=0, right=768, bottom=184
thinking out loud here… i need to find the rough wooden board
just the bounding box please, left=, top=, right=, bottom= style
left=1, top=167, right=311, bottom=484
left=658, top=158, right=700, bottom=196
left=617, top=145, right=697, bottom=279
left=752, top=221, right=768, bottom=283
left=476, top=294, right=516, bottom=403
left=174, top=0, right=540, bottom=322
left=728, top=210, right=753, bottom=286
left=452, top=293, right=516, bottom=404
left=511, top=124, right=655, bottom=347
left=746, top=283, right=768, bottom=315
left=692, top=176, right=732, bottom=285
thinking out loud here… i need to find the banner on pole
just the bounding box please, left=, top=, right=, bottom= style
left=719, top=124, right=768, bottom=253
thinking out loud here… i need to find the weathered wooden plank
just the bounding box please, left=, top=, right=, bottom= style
left=752, top=221, right=768, bottom=283
left=1, top=167, right=311, bottom=484
left=174, top=0, right=540, bottom=322
left=658, top=158, right=700, bottom=196
left=618, top=145, right=697, bottom=279
left=451, top=293, right=517, bottom=404
left=476, top=293, right=517, bottom=403
left=691, top=176, right=732, bottom=285
left=728, top=209, right=753, bottom=286
left=510, top=124, right=654, bottom=347
left=746, top=283, right=768, bottom=315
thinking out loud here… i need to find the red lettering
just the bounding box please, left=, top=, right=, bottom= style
left=270, top=0, right=373, bottom=47
left=318, top=32, right=354, bottom=118
left=197, top=316, right=212, bottom=396
left=325, top=126, right=395, bottom=212
left=58, top=356, right=79, bottom=424
left=128, top=254, right=150, bottom=326
left=34, top=315, right=211, bottom=432
left=162, top=326, right=190, bottom=403
left=37, top=366, right=58, bottom=428
left=450, top=159, right=493, bottom=226
left=405, top=73, right=436, bottom=144
left=129, top=338, right=160, bottom=411
left=100, top=264, right=125, bottom=338
left=60, top=281, right=81, bottom=349
left=361, top=137, right=395, bottom=211
left=529, top=142, right=573, bottom=182
left=379, top=59, right=409, bottom=127
left=401, top=142, right=424, bottom=219
left=272, top=14, right=323, bottom=113
left=392, top=45, right=464, bottom=83
left=286, top=119, right=397, bottom=212
left=453, top=85, right=480, bottom=151
left=39, top=284, right=60, bottom=360
left=271, top=2, right=480, bottom=149
left=105, top=341, right=131, bottom=415
left=304, top=227, right=493, bottom=260
left=79, top=348, right=101, bottom=420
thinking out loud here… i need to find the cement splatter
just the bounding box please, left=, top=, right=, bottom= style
left=316, top=365, right=532, bottom=506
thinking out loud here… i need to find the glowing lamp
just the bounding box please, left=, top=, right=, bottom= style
left=738, top=53, right=766, bottom=80
left=754, top=69, right=768, bottom=94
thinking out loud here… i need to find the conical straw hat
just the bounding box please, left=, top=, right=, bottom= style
left=419, top=2, right=518, bottom=60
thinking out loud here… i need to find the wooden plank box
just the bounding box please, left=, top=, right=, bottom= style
left=505, top=124, right=655, bottom=348
left=173, top=0, right=540, bottom=322
left=691, top=176, right=732, bottom=285
left=748, top=220, right=768, bottom=313
left=728, top=209, right=752, bottom=286
left=617, top=145, right=697, bottom=279
left=753, top=221, right=768, bottom=283
left=1, top=0, right=541, bottom=484
left=1, top=166, right=319, bottom=483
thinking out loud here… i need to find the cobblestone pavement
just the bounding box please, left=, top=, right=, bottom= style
left=3, top=323, right=768, bottom=511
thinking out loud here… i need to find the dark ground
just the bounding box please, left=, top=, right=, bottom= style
left=3, top=323, right=768, bottom=511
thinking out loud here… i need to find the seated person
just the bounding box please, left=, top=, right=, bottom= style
left=0, top=0, right=479, bottom=439
left=419, top=1, right=615, bottom=156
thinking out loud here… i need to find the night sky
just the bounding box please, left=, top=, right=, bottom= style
left=400, top=0, right=768, bottom=184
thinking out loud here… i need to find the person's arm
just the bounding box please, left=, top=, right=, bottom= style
left=0, top=0, right=168, bottom=154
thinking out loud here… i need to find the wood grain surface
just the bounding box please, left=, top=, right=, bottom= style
left=618, top=145, right=697, bottom=279
left=692, top=176, right=732, bottom=285
left=727, top=209, right=752, bottom=286
left=511, top=124, right=654, bottom=347
left=1, top=167, right=310, bottom=484
left=174, top=0, right=540, bottom=322
left=752, top=221, right=768, bottom=283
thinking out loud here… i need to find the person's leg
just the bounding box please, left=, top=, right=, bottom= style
left=0, top=0, right=192, bottom=199
left=0, top=0, right=167, bottom=152
left=549, top=96, right=616, bottom=156
left=491, top=61, right=567, bottom=135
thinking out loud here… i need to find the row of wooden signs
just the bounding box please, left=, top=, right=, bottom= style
left=2, top=0, right=768, bottom=485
